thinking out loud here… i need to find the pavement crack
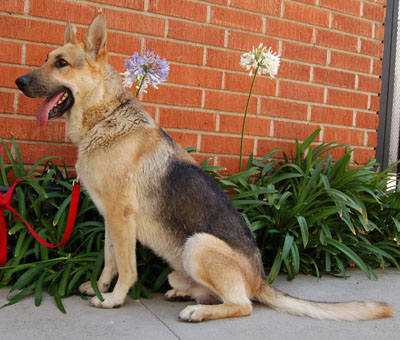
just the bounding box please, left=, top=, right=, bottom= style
left=140, top=300, right=181, bottom=340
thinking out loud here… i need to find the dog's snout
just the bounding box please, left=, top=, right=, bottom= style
left=15, top=75, right=31, bottom=91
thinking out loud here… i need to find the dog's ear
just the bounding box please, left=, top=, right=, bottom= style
left=83, top=13, right=107, bottom=60
left=64, top=18, right=78, bottom=44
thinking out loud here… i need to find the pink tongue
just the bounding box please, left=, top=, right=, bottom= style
left=36, top=92, right=65, bottom=126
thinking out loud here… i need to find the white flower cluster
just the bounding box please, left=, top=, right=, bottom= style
left=240, top=43, right=280, bottom=78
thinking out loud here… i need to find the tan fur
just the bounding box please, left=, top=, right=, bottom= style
left=16, top=13, right=395, bottom=322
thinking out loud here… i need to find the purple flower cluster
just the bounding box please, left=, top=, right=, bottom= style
left=121, top=51, right=169, bottom=96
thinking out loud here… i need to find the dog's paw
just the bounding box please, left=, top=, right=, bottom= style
left=79, top=281, right=95, bottom=296
left=90, top=293, right=125, bottom=309
left=165, top=289, right=192, bottom=302
left=179, top=305, right=208, bottom=322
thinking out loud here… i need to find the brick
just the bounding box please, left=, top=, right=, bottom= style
left=284, top=3, right=330, bottom=27
left=355, top=112, right=379, bottom=129
left=0, top=141, right=76, bottom=167
left=316, top=29, right=358, bottom=53
left=266, top=19, right=313, bottom=43
left=168, top=20, right=225, bottom=47
left=310, top=106, right=353, bottom=126
left=219, top=114, right=271, bottom=136
left=274, top=121, right=320, bottom=140
left=29, top=0, right=97, bottom=24
left=319, top=0, right=361, bottom=16
left=25, top=44, right=53, bottom=67
left=279, top=61, right=311, bottom=82
left=224, top=72, right=276, bottom=96
left=0, top=92, right=15, bottom=114
left=159, top=108, right=216, bottom=131
left=92, top=0, right=144, bottom=10
left=216, top=156, right=243, bottom=175
left=256, top=140, right=297, bottom=158
left=204, top=91, right=257, bottom=114
left=106, top=10, right=166, bottom=37
left=200, top=134, right=254, bottom=155
left=192, top=154, right=214, bottom=167
left=294, top=0, right=316, bottom=4
left=12, top=142, right=77, bottom=166
left=353, top=149, right=375, bottom=164
left=279, top=81, right=325, bottom=103
left=206, top=48, right=243, bottom=72
left=202, top=0, right=228, bottom=5
left=227, top=31, right=279, bottom=53
left=164, top=130, right=198, bottom=149
left=0, top=40, right=22, bottom=64
left=0, top=117, right=66, bottom=143
left=260, top=98, right=308, bottom=120
left=168, top=64, right=223, bottom=89
left=230, top=0, right=281, bottom=16
left=107, top=32, right=142, bottom=56
left=0, top=0, right=24, bottom=14
left=17, top=96, right=43, bottom=116
left=367, top=132, right=377, bottom=147
left=369, top=95, right=380, bottom=112
left=331, top=14, right=373, bottom=38
left=148, top=0, right=207, bottom=22
left=360, top=39, right=384, bottom=58
left=313, top=67, right=356, bottom=89
left=141, top=85, right=202, bottom=108
left=282, top=42, right=327, bottom=66
left=357, top=75, right=381, bottom=94
left=0, top=65, right=32, bottom=89
left=0, top=16, right=65, bottom=45
left=210, top=6, right=263, bottom=33
left=327, top=89, right=369, bottom=109
left=145, top=39, right=204, bottom=66
left=330, top=51, right=371, bottom=73
left=323, top=127, right=364, bottom=146
left=363, top=3, right=386, bottom=22
left=372, top=59, right=382, bottom=76
left=142, top=105, right=157, bottom=121
left=374, top=24, right=385, bottom=41
left=108, top=55, right=127, bottom=73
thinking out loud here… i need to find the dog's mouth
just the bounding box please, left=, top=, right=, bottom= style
left=37, top=88, right=74, bottom=126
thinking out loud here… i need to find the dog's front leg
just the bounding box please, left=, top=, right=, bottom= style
left=79, top=223, right=117, bottom=296
left=90, top=206, right=137, bottom=308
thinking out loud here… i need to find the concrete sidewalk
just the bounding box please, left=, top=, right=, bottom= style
left=1, top=268, right=399, bottom=340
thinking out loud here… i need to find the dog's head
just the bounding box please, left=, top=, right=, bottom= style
left=15, top=13, right=108, bottom=126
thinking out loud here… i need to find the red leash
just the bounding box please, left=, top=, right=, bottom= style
left=0, top=177, right=81, bottom=266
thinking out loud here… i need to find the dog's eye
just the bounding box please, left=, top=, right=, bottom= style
left=55, top=59, right=69, bottom=68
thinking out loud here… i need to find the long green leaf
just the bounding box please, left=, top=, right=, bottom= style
left=325, top=238, right=371, bottom=279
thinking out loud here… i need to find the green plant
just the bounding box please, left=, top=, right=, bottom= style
left=220, top=129, right=400, bottom=283
left=0, top=137, right=106, bottom=312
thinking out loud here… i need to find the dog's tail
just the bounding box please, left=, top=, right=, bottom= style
left=256, top=281, right=394, bottom=321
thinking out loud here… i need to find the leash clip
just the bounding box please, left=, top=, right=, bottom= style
left=73, top=175, right=80, bottom=186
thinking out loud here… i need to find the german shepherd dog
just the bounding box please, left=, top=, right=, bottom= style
left=15, top=13, right=394, bottom=322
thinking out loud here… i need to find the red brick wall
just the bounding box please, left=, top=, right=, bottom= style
left=0, top=0, right=386, bottom=173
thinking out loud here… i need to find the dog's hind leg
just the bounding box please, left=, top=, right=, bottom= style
left=79, top=224, right=117, bottom=295
left=178, top=233, right=256, bottom=322
left=165, top=271, right=220, bottom=304
left=90, top=204, right=137, bottom=308
left=165, top=271, right=193, bottom=301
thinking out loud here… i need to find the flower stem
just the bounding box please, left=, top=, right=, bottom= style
left=135, top=76, right=146, bottom=98
left=239, top=67, right=259, bottom=172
